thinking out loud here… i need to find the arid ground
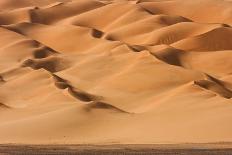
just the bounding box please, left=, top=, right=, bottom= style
left=0, top=0, right=232, bottom=147
left=1, top=144, right=232, bottom=155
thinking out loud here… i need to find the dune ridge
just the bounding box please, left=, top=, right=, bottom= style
left=0, top=0, right=232, bottom=144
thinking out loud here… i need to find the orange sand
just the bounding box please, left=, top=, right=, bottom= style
left=0, top=0, right=232, bottom=144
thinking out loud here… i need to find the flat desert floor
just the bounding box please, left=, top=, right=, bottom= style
left=0, top=0, right=232, bottom=147
left=1, top=144, right=232, bottom=155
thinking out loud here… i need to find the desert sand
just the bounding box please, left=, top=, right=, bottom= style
left=0, top=0, right=232, bottom=145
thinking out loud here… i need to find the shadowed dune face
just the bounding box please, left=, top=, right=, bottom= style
left=0, top=0, right=232, bottom=144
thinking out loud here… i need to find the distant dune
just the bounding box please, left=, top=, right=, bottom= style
left=0, top=0, right=232, bottom=144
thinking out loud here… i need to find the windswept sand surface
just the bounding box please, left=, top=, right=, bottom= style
left=0, top=0, right=232, bottom=144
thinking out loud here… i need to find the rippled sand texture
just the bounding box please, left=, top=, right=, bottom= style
left=0, top=0, right=232, bottom=144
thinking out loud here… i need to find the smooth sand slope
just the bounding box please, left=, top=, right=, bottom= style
left=0, top=0, right=232, bottom=144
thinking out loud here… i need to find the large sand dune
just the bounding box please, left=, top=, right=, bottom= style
left=0, top=0, right=232, bottom=144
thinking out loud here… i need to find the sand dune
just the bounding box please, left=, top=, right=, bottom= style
left=0, top=0, right=232, bottom=144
